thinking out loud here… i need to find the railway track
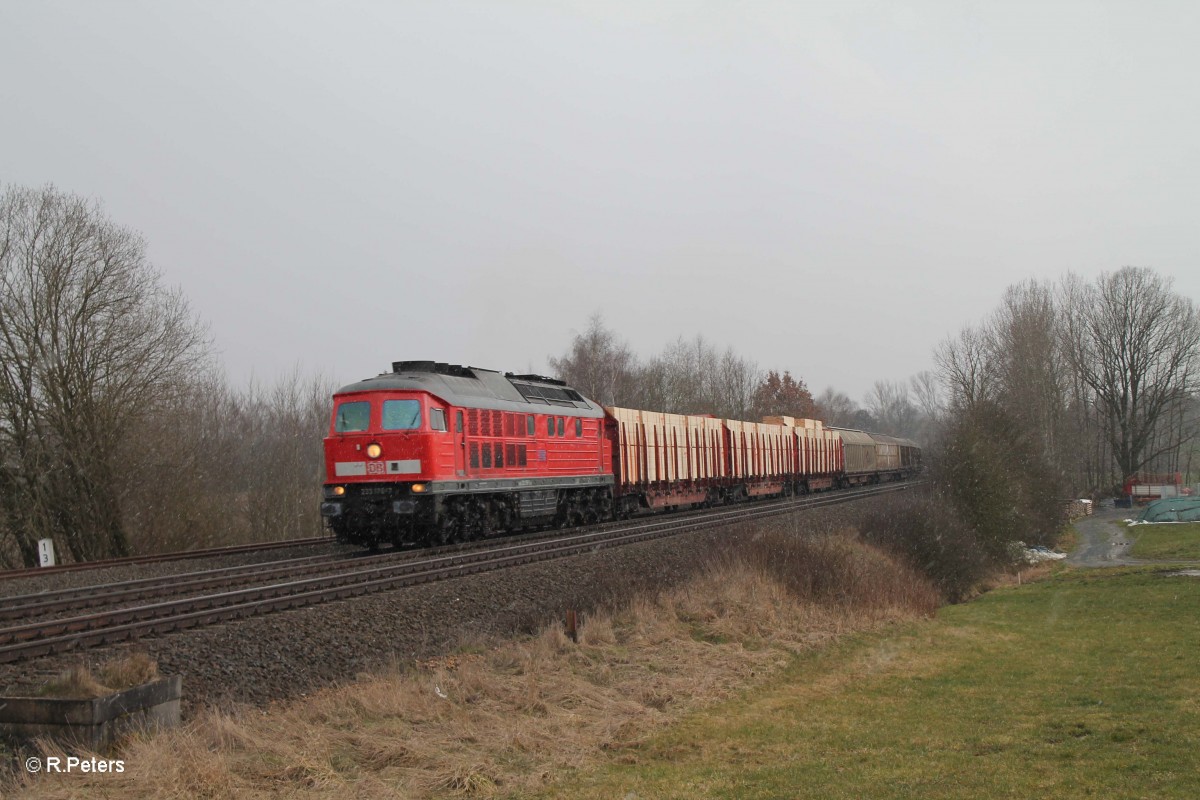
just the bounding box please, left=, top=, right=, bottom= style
left=0, top=482, right=916, bottom=664
left=0, top=535, right=336, bottom=580
left=0, top=550, right=365, bottom=624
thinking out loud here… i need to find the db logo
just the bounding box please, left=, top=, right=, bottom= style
left=366, top=461, right=386, bottom=475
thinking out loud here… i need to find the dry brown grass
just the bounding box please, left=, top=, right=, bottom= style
left=36, top=653, right=159, bottom=699
left=978, top=561, right=1059, bottom=593
left=9, top=531, right=938, bottom=799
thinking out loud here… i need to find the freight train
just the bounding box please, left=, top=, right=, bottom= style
left=320, top=361, right=921, bottom=548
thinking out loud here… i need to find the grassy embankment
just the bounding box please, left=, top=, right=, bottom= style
left=1128, top=521, right=1200, bottom=560
left=544, top=566, right=1200, bottom=799
left=7, top=529, right=938, bottom=799
left=10, top=526, right=1200, bottom=799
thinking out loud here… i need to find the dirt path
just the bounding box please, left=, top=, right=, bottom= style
left=1067, top=506, right=1144, bottom=567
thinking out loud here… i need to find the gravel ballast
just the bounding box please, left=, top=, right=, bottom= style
left=0, top=500, right=882, bottom=712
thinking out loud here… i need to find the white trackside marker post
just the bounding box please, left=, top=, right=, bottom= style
left=38, top=538, right=56, bottom=567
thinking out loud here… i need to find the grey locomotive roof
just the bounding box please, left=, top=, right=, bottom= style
left=335, top=362, right=606, bottom=418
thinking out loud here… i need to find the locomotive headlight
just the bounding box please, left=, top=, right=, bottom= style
left=366, top=443, right=382, bottom=459
left=333, top=486, right=345, bottom=496
left=411, top=483, right=427, bottom=493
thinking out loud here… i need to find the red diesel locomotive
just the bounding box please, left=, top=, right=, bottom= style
left=321, top=361, right=921, bottom=548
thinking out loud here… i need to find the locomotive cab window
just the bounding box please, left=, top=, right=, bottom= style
left=382, top=399, right=422, bottom=430
left=575, top=418, right=582, bottom=437
left=455, top=411, right=463, bottom=433
left=334, top=401, right=370, bottom=432
left=430, top=408, right=447, bottom=432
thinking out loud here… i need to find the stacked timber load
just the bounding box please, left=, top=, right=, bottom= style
left=762, top=416, right=837, bottom=476
left=605, top=406, right=725, bottom=488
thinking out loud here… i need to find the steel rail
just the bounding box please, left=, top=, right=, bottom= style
left=0, top=550, right=365, bottom=623
left=0, top=535, right=336, bottom=580
left=1, top=481, right=915, bottom=621
left=0, top=482, right=916, bottom=663
left=0, top=510, right=636, bottom=622
left=0, top=494, right=768, bottom=620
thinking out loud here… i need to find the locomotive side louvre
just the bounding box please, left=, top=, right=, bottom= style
left=464, top=409, right=607, bottom=478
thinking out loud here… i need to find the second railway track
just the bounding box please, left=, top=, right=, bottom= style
left=0, top=535, right=337, bottom=581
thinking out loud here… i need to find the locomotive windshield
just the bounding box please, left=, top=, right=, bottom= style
left=382, top=399, right=422, bottom=430
left=334, top=401, right=370, bottom=432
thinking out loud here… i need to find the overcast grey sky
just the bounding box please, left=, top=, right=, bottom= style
left=3, top=1, right=1197, bottom=402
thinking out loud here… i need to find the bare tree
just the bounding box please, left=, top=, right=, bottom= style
left=119, top=366, right=336, bottom=555
left=231, top=367, right=336, bottom=542
left=548, top=313, right=638, bottom=406
left=865, top=380, right=920, bottom=438
left=910, top=370, right=943, bottom=420
left=659, top=335, right=711, bottom=413
left=0, top=184, right=210, bottom=565
left=118, top=368, right=240, bottom=552
left=934, top=326, right=997, bottom=410
left=1061, top=268, right=1200, bottom=481
left=713, top=348, right=760, bottom=419
left=815, top=387, right=860, bottom=427
left=987, top=280, right=1078, bottom=484
left=632, top=334, right=714, bottom=415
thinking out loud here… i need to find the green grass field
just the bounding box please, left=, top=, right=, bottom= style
left=1129, top=522, right=1200, bottom=559
left=534, top=567, right=1200, bottom=799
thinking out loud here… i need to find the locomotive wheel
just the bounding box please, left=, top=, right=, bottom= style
left=431, top=498, right=466, bottom=545
left=493, top=500, right=515, bottom=535
left=434, top=516, right=459, bottom=546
